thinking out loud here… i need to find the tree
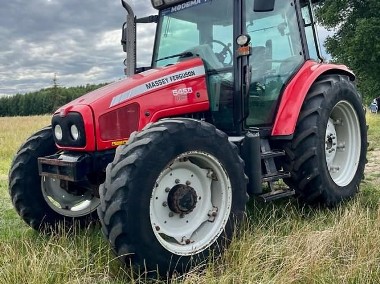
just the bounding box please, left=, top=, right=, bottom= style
left=0, top=83, right=107, bottom=117
left=316, top=0, right=380, bottom=103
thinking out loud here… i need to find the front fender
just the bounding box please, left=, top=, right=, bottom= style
left=271, top=60, right=355, bottom=137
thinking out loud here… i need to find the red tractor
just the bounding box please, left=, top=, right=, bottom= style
left=9, top=0, right=367, bottom=276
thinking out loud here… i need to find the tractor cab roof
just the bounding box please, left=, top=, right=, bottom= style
left=152, top=0, right=322, bottom=11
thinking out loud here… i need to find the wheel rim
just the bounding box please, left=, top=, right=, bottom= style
left=150, top=151, right=232, bottom=256
left=325, top=100, right=361, bottom=186
left=41, top=177, right=100, bottom=217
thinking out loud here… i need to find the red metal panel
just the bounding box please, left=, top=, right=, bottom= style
left=271, top=60, right=355, bottom=137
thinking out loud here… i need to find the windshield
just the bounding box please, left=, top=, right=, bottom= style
left=152, top=0, right=233, bottom=70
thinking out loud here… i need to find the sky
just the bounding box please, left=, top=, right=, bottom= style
left=0, top=0, right=331, bottom=97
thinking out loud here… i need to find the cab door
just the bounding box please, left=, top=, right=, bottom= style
left=245, top=0, right=305, bottom=126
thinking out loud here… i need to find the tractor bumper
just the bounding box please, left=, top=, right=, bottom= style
left=38, top=153, right=92, bottom=182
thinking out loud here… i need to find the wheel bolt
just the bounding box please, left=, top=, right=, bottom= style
left=186, top=180, right=191, bottom=185
left=169, top=212, right=174, bottom=217
left=175, top=179, right=180, bottom=184
left=165, top=187, right=171, bottom=193
left=162, top=201, right=168, bottom=207
left=155, top=226, right=160, bottom=231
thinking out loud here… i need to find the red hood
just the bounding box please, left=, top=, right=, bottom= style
left=56, top=58, right=206, bottom=114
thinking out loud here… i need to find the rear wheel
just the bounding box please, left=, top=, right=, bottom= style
left=283, top=75, right=367, bottom=206
left=97, top=119, right=247, bottom=275
left=9, top=127, right=100, bottom=231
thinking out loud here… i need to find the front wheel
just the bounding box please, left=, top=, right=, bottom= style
left=283, top=75, right=367, bottom=206
left=98, top=119, right=247, bottom=275
left=9, top=127, right=100, bottom=231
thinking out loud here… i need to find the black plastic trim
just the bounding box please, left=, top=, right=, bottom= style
left=52, top=112, right=86, bottom=147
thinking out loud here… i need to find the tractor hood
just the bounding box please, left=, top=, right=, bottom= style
left=54, top=57, right=210, bottom=151
left=56, top=58, right=207, bottom=115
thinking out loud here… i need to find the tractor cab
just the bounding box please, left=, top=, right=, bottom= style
left=123, top=0, right=322, bottom=134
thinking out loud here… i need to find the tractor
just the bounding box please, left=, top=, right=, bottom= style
left=9, top=0, right=367, bottom=276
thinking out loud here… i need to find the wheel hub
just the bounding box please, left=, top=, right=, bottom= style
left=325, top=118, right=338, bottom=166
left=168, top=184, right=198, bottom=214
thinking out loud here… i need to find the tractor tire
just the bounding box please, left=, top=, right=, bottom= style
left=282, top=75, right=367, bottom=206
left=97, top=118, right=247, bottom=276
left=9, top=126, right=99, bottom=231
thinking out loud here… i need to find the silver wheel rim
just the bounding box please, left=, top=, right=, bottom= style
left=41, top=177, right=100, bottom=217
left=325, top=100, right=361, bottom=186
left=150, top=151, right=232, bottom=256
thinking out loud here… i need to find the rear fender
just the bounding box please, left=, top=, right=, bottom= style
left=271, top=61, right=355, bottom=137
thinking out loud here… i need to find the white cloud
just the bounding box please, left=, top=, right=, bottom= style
left=0, top=0, right=146, bottom=95
left=0, top=1, right=332, bottom=96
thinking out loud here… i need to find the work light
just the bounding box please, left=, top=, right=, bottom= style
left=151, top=0, right=193, bottom=9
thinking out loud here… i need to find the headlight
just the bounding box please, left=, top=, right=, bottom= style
left=54, top=124, right=63, bottom=141
left=52, top=112, right=86, bottom=147
left=70, top=124, right=79, bottom=140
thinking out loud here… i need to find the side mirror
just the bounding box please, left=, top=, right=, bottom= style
left=121, top=22, right=127, bottom=52
left=253, top=0, right=275, bottom=12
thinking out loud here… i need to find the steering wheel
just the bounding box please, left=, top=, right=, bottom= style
left=211, top=40, right=233, bottom=65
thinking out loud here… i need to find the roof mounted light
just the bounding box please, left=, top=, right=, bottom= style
left=151, top=0, right=194, bottom=10
left=151, top=0, right=164, bottom=8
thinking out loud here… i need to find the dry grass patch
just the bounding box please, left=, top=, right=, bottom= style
left=0, top=114, right=379, bottom=283
left=0, top=115, right=51, bottom=174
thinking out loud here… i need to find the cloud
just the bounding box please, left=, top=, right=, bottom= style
left=0, top=0, right=157, bottom=96
left=0, top=1, right=332, bottom=97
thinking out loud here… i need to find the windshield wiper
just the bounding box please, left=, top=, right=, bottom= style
left=155, top=51, right=194, bottom=62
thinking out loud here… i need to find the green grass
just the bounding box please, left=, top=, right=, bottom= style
left=1, top=114, right=380, bottom=283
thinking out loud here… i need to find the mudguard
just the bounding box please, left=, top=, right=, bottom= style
left=271, top=60, right=355, bottom=137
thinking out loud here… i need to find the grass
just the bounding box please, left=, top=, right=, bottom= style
left=1, top=114, right=380, bottom=283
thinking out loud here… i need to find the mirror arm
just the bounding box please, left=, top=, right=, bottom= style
left=136, top=15, right=159, bottom=24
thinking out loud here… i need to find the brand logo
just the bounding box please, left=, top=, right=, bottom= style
left=171, top=0, right=201, bottom=13
left=109, top=66, right=205, bottom=108
left=162, top=0, right=211, bottom=15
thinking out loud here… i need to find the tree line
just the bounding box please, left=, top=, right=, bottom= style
left=316, top=0, right=380, bottom=104
left=0, top=83, right=106, bottom=117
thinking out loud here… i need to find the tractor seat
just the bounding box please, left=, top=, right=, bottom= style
left=250, top=46, right=269, bottom=84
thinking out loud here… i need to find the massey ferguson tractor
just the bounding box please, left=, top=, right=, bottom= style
left=9, top=0, right=367, bottom=276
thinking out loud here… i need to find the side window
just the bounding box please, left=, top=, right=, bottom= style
left=246, top=1, right=304, bottom=126
left=301, top=5, right=319, bottom=60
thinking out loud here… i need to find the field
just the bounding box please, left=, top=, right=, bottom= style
left=0, top=114, right=380, bottom=283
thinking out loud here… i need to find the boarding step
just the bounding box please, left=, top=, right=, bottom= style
left=261, top=150, right=285, bottom=160
left=262, top=171, right=291, bottom=183
left=259, top=189, right=295, bottom=202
